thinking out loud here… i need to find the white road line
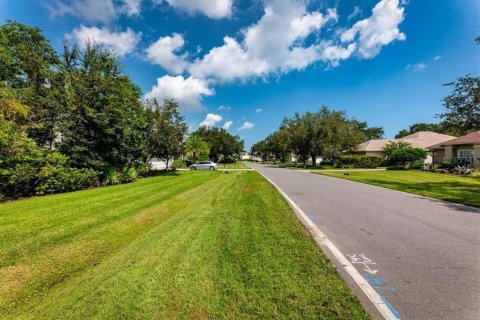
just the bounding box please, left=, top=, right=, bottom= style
left=257, top=171, right=398, bottom=320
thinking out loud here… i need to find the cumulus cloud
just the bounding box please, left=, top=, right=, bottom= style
left=200, top=113, right=223, bottom=127
left=218, top=105, right=231, bottom=111
left=186, top=0, right=338, bottom=82
left=160, top=0, right=232, bottom=18
left=238, top=122, right=255, bottom=130
left=255, top=108, right=262, bottom=113
left=146, top=33, right=188, bottom=73
left=434, top=55, right=442, bottom=61
left=69, top=25, right=141, bottom=57
left=47, top=0, right=117, bottom=24
left=341, top=0, right=406, bottom=59
left=320, top=43, right=357, bottom=67
left=145, top=75, right=214, bottom=111
left=222, top=120, right=233, bottom=130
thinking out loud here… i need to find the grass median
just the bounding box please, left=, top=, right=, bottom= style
left=0, top=171, right=368, bottom=319
left=314, top=170, right=480, bottom=208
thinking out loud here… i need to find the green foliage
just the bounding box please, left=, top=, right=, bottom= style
left=383, top=141, right=412, bottom=158
left=184, top=134, right=210, bottom=163
left=387, top=148, right=427, bottom=169
left=58, top=42, right=148, bottom=171
left=337, top=155, right=384, bottom=168
left=35, top=167, right=98, bottom=195
left=194, top=126, right=244, bottom=163
left=439, top=75, right=480, bottom=135
left=146, top=99, right=187, bottom=170
left=102, top=166, right=120, bottom=186
left=122, top=167, right=137, bottom=183
left=172, top=159, right=187, bottom=169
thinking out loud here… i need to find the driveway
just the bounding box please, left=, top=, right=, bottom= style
left=248, top=163, right=480, bottom=320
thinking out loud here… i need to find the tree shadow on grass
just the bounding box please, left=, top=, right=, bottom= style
left=363, top=179, right=480, bottom=212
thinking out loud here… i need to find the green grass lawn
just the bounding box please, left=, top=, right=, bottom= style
left=217, top=161, right=251, bottom=169
left=0, top=171, right=368, bottom=319
left=314, top=170, right=480, bottom=207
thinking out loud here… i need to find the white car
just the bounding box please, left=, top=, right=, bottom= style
left=189, top=161, right=218, bottom=170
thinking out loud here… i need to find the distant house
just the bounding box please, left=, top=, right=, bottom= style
left=150, top=158, right=173, bottom=170
left=354, top=131, right=457, bottom=163
left=428, top=130, right=480, bottom=165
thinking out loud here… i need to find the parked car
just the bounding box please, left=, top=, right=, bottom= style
left=189, top=161, right=218, bottom=171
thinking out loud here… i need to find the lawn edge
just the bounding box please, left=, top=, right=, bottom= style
left=311, top=171, right=480, bottom=209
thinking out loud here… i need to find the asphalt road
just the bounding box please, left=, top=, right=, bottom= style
left=248, top=163, right=480, bottom=320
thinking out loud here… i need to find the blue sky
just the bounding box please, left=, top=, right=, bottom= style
left=1, top=0, right=479, bottom=149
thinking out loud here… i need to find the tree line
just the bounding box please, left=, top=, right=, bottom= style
left=251, top=107, right=384, bottom=165
left=0, top=21, right=243, bottom=199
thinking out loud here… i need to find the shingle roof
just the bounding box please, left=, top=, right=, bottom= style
left=400, top=131, right=457, bottom=149
left=355, top=140, right=391, bottom=152
left=357, top=131, right=456, bottom=152
left=429, top=130, right=480, bottom=148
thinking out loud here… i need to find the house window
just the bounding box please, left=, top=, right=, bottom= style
left=458, top=150, right=474, bottom=163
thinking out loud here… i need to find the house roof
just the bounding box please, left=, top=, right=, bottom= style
left=429, top=130, right=480, bottom=148
left=355, top=139, right=391, bottom=152
left=357, top=131, right=456, bottom=152
left=400, top=131, right=457, bottom=149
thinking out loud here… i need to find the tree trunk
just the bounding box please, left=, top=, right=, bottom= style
left=311, top=154, right=316, bottom=167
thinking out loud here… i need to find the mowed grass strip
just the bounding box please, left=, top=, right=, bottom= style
left=314, top=170, right=480, bottom=207
left=0, top=171, right=369, bottom=319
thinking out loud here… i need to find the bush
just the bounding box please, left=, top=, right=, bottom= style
left=35, top=167, right=99, bottom=195
left=337, top=155, right=384, bottom=168
left=172, top=160, right=187, bottom=169
left=387, top=148, right=427, bottom=169
left=102, top=166, right=120, bottom=186
left=122, top=167, right=137, bottom=183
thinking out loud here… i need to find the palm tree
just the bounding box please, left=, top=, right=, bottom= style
left=185, top=134, right=210, bottom=163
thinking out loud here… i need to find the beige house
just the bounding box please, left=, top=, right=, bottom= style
left=355, top=131, right=457, bottom=163
left=429, top=130, right=480, bottom=166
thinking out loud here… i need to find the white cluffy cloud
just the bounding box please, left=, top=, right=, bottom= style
left=69, top=25, right=141, bottom=57
left=341, top=0, right=406, bottom=59
left=200, top=113, right=223, bottom=127
left=147, top=0, right=406, bottom=83
left=145, top=75, right=214, bottom=111
left=218, top=105, right=231, bottom=111
left=123, top=0, right=142, bottom=16
left=160, top=0, right=233, bottom=18
left=238, top=122, right=255, bottom=130
left=434, top=55, right=442, bottom=61
left=146, top=33, right=188, bottom=73
left=222, top=120, right=233, bottom=130
left=255, top=108, right=263, bottom=113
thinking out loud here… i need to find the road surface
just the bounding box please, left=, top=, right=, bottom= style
left=248, top=163, right=480, bottom=320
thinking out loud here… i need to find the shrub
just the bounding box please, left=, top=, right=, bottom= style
left=172, top=160, right=187, bottom=169
left=387, top=147, right=427, bottom=169
left=452, top=164, right=473, bottom=176
left=102, top=166, right=120, bottom=186
left=35, top=167, right=99, bottom=195
left=337, top=155, right=384, bottom=168
left=122, top=167, right=137, bottom=183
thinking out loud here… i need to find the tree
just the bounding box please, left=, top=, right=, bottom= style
left=439, top=75, right=480, bottom=135
left=185, top=134, right=210, bottom=163
left=353, top=120, right=384, bottom=140
left=195, top=127, right=244, bottom=163
left=146, top=99, right=187, bottom=170
left=0, top=20, right=62, bottom=147
left=58, top=42, right=148, bottom=172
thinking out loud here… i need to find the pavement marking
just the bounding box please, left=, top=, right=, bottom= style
left=256, top=170, right=399, bottom=320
